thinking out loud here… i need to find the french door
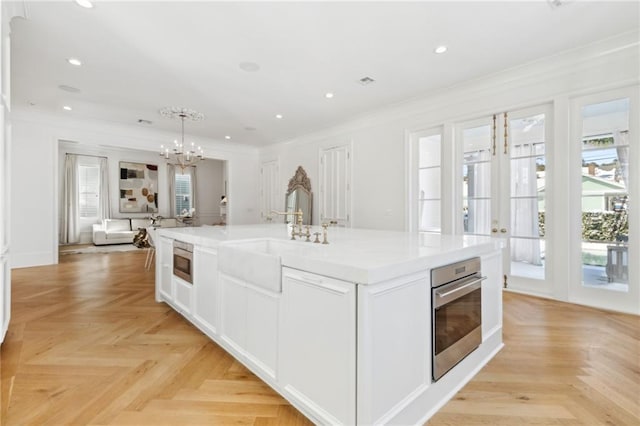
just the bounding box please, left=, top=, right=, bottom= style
left=569, top=87, right=638, bottom=313
left=457, top=104, right=552, bottom=294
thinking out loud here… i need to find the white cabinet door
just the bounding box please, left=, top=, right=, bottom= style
left=246, top=288, right=278, bottom=379
left=193, top=246, right=218, bottom=337
left=280, top=268, right=356, bottom=425
left=219, top=272, right=280, bottom=380
left=157, top=237, right=173, bottom=302
left=219, top=273, right=248, bottom=353
left=173, top=277, right=193, bottom=315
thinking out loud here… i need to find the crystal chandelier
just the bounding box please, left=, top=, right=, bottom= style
left=159, top=107, right=205, bottom=170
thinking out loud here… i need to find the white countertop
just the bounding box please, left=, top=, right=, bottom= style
left=157, top=224, right=501, bottom=284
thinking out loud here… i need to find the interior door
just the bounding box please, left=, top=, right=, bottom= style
left=260, top=160, right=279, bottom=223
left=319, top=145, right=351, bottom=227
left=458, top=105, right=551, bottom=293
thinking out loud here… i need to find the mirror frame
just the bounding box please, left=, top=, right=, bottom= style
left=285, top=166, right=312, bottom=225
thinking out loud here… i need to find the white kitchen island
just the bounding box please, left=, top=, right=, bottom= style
left=155, top=224, right=503, bottom=425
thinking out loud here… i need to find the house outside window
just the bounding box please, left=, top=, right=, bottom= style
left=175, top=173, right=192, bottom=215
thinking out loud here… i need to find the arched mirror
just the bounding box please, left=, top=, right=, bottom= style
left=285, top=166, right=312, bottom=225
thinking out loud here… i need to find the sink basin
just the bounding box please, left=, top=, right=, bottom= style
left=218, top=239, right=296, bottom=293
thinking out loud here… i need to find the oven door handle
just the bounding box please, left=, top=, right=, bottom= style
left=436, top=276, right=486, bottom=299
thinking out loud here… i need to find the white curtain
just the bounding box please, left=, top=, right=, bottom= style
left=98, top=157, right=110, bottom=221
left=168, top=164, right=176, bottom=216
left=510, top=143, right=541, bottom=265
left=61, top=154, right=79, bottom=244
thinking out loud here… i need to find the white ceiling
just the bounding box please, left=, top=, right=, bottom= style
left=10, top=1, right=640, bottom=147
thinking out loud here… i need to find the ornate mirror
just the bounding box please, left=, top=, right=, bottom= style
left=285, top=166, right=312, bottom=225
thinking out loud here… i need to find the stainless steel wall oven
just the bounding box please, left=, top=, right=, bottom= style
left=173, top=240, right=193, bottom=284
left=431, top=257, right=485, bottom=381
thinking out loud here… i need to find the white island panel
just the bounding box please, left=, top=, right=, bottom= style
left=357, top=271, right=431, bottom=424
left=155, top=224, right=503, bottom=425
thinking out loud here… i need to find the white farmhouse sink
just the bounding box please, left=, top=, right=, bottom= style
left=218, top=238, right=297, bottom=293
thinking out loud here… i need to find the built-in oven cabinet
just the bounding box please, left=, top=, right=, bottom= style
left=279, top=268, right=356, bottom=426
left=219, top=272, right=280, bottom=382
left=157, top=237, right=174, bottom=304
left=192, top=246, right=219, bottom=338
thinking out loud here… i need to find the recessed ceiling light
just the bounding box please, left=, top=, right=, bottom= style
left=325, top=92, right=334, bottom=99
left=275, top=114, right=283, bottom=119
left=239, top=62, right=260, bottom=72
left=74, top=0, right=94, bottom=9
left=434, top=45, right=448, bottom=54
left=244, top=126, right=257, bottom=131
left=225, top=135, right=231, bottom=140
left=63, top=105, right=72, bottom=111
left=67, top=57, right=82, bottom=66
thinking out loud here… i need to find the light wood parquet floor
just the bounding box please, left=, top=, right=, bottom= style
left=1, top=251, right=639, bottom=425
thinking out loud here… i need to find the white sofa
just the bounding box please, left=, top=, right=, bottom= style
left=92, top=218, right=179, bottom=245
left=92, top=218, right=151, bottom=245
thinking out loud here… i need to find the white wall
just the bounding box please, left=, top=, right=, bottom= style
left=11, top=111, right=259, bottom=267
left=260, top=32, right=640, bottom=233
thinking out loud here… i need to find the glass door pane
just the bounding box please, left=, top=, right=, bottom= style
left=580, top=98, right=629, bottom=291
left=418, top=134, right=442, bottom=233
left=462, top=124, right=492, bottom=236
left=509, top=113, right=546, bottom=281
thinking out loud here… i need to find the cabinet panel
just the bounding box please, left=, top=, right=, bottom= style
left=482, top=251, right=503, bottom=338
left=157, top=237, right=173, bottom=301
left=193, top=246, right=218, bottom=336
left=173, top=277, right=193, bottom=315
left=219, top=274, right=247, bottom=352
left=246, top=289, right=278, bottom=378
left=280, top=268, right=356, bottom=425
left=357, top=271, right=430, bottom=424
left=1, top=255, right=8, bottom=342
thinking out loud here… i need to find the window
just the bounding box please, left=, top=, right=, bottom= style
left=78, top=164, right=100, bottom=218
left=175, top=173, right=192, bottom=215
